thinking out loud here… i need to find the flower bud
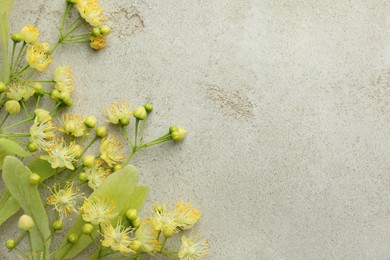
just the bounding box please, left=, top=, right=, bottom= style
left=144, top=103, right=153, bottom=113
left=34, top=109, right=51, bottom=122
left=131, top=216, right=142, bottom=228
left=50, top=89, right=60, bottom=101
left=119, top=117, right=129, bottom=126
left=29, top=173, right=41, bottom=185
left=78, top=172, right=88, bottom=182
left=92, top=27, right=101, bottom=37
left=72, top=144, right=83, bottom=158
left=67, top=233, right=79, bottom=243
left=18, top=214, right=35, bottom=231
left=84, top=116, right=97, bottom=128
left=19, top=25, right=39, bottom=44
left=100, top=26, right=111, bottom=36
left=125, top=209, right=138, bottom=221
left=96, top=126, right=107, bottom=138
left=82, top=155, right=95, bottom=168
left=82, top=223, right=94, bottom=234
left=52, top=220, right=63, bottom=230
left=162, top=228, right=175, bottom=238
left=90, top=36, right=107, bottom=51
left=64, top=121, right=76, bottom=135
left=11, top=33, right=23, bottom=42
left=169, top=126, right=178, bottom=133
left=0, top=82, right=6, bottom=92
left=31, top=83, right=45, bottom=96
left=5, top=100, right=20, bottom=115
left=130, top=240, right=142, bottom=252
left=113, top=164, right=122, bottom=172
left=171, top=128, right=187, bottom=142
left=59, top=90, right=71, bottom=103
left=27, top=142, right=39, bottom=152
left=133, top=106, right=147, bottom=120
left=64, top=98, right=73, bottom=107
left=5, top=239, right=15, bottom=250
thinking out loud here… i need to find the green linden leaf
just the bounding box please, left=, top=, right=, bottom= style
left=0, top=158, right=56, bottom=226
left=55, top=165, right=149, bottom=260
left=2, top=156, right=51, bottom=258
left=0, top=0, right=14, bottom=81
left=0, top=138, right=31, bottom=169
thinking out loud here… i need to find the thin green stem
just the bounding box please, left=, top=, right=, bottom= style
left=14, top=246, right=29, bottom=258
left=36, top=95, right=41, bottom=109
left=134, top=119, right=139, bottom=147
left=10, top=41, right=16, bottom=72
left=122, top=126, right=134, bottom=149
left=50, top=102, right=62, bottom=114
left=11, top=41, right=26, bottom=76
left=60, top=3, right=72, bottom=34
left=80, top=136, right=98, bottom=158
left=139, top=119, right=146, bottom=144
left=2, top=117, right=33, bottom=130
left=28, top=79, right=54, bottom=83
left=160, top=237, right=168, bottom=251
left=0, top=112, right=9, bottom=128
left=62, top=39, right=90, bottom=44
left=21, top=100, right=30, bottom=117
left=27, top=232, right=33, bottom=260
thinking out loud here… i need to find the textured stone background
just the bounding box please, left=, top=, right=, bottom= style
left=2, top=0, right=390, bottom=259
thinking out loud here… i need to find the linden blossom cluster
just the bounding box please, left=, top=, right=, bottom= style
left=0, top=0, right=209, bottom=259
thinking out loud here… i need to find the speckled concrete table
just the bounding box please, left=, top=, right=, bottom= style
left=2, top=0, right=390, bottom=259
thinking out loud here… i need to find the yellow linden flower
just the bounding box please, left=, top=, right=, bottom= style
left=90, top=36, right=107, bottom=51
left=101, top=219, right=134, bottom=254
left=19, top=25, right=39, bottom=44
left=59, top=113, right=87, bottom=137
left=46, top=182, right=83, bottom=220
left=104, top=101, right=132, bottom=124
left=99, top=134, right=125, bottom=166
left=53, top=66, right=75, bottom=93
left=175, top=202, right=201, bottom=230
left=26, top=42, right=52, bottom=72
left=40, top=139, right=79, bottom=170
left=85, top=164, right=110, bottom=190
left=6, top=83, right=35, bottom=101
left=29, top=118, right=56, bottom=150
left=75, top=0, right=106, bottom=26
left=178, top=232, right=209, bottom=260
left=80, top=196, right=115, bottom=225
left=149, top=207, right=179, bottom=237
left=132, top=222, right=160, bottom=254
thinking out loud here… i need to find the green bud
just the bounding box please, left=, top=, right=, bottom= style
left=133, top=106, right=147, bottom=120
left=34, top=109, right=51, bottom=122
left=82, top=223, right=94, bottom=234
left=82, top=155, right=95, bottom=168
left=31, top=83, right=45, bottom=96
left=72, top=144, right=83, bottom=158
left=64, top=98, right=73, bottom=107
left=171, top=128, right=187, bottom=142
left=59, top=91, right=71, bottom=104
left=96, top=126, right=107, bottom=138
left=29, top=173, right=41, bottom=185
left=67, top=233, right=79, bottom=243
left=119, top=117, right=130, bottom=126
left=113, top=164, right=122, bottom=172
left=5, top=100, right=20, bottom=115
left=11, top=33, right=23, bottom=42
left=0, top=82, right=6, bottom=92
left=92, top=27, right=101, bottom=37
left=50, top=89, right=61, bottom=101
left=144, top=103, right=153, bottom=113
left=79, top=172, right=88, bottom=182
left=27, top=142, right=39, bottom=152
left=64, top=121, right=76, bottom=135
left=131, top=216, right=142, bottom=228
left=84, top=116, right=97, bottom=128
left=130, top=240, right=142, bottom=252
left=5, top=239, right=15, bottom=250
left=100, top=25, right=111, bottom=36
left=18, top=214, right=35, bottom=231
left=125, top=209, right=138, bottom=221
left=52, top=220, right=63, bottom=230
left=169, top=126, right=178, bottom=133
left=162, top=228, right=175, bottom=238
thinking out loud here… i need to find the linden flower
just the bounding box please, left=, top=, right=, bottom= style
left=90, top=36, right=107, bottom=51
left=53, top=66, right=75, bottom=93
left=84, top=164, right=110, bottom=190
left=29, top=118, right=56, bottom=150
left=75, top=0, right=106, bottom=26
left=178, top=233, right=210, bottom=260
left=46, top=182, right=83, bottom=220
left=101, top=220, right=134, bottom=254
left=59, top=114, right=87, bottom=137
left=99, top=135, right=125, bottom=167
left=40, top=140, right=79, bottom=170
left=149, top=208, right=179, bottom=236
left=6, top=83, right=35, bottom=101
left=19, top=25, right=39, bottom=44
left=175, top=202, right=201, bottom=230
left=133, top=222, right=160, bottom=254
left=26, top=42, right=52, bottom=72
left=104, top=101, right=132, bottom=124
left=80, top=197, right=115, bottom=225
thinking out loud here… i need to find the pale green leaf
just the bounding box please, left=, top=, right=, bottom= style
left=0, top=0, right=14, bottom=81
left=0, top=138, right=31, bottom=168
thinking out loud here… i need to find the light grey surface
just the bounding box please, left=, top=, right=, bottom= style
left=2, top=0, right=390, bottom=259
